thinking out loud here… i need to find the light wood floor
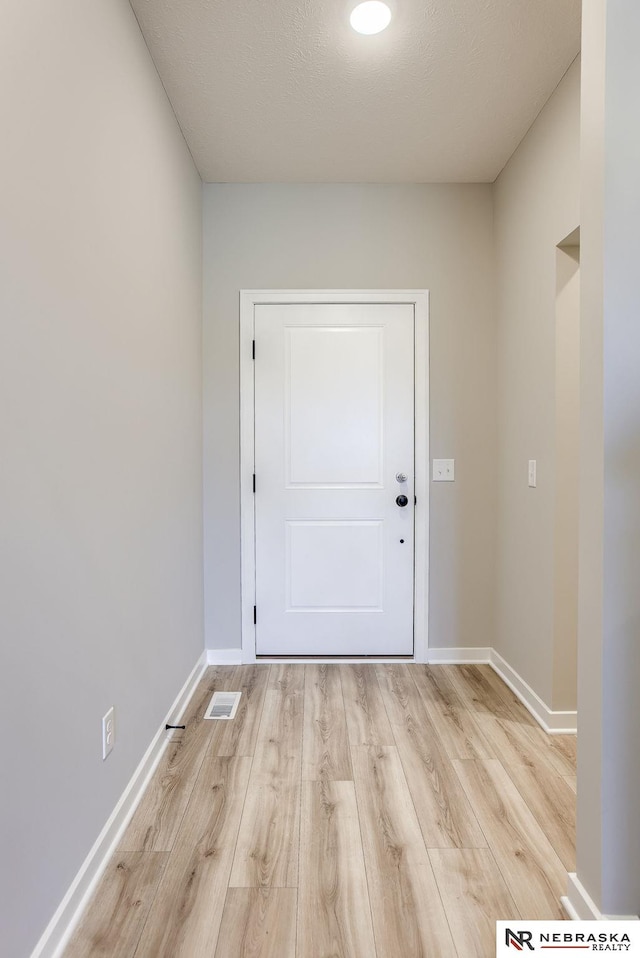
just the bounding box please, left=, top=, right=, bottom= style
left=64, top=664, right=576, bottom=958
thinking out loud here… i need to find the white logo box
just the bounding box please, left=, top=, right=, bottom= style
left=496, top=920, right=640, bottom=955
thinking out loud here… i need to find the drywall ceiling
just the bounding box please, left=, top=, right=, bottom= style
left=130, top=0, right=581, bottom=183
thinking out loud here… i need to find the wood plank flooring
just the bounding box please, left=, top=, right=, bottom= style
left=65, top=664, right=576, bottom=958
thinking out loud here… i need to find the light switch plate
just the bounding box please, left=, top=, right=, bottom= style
left=433, top=459, right=455, bottom=482
left=528, top=460, right=537, bottom=488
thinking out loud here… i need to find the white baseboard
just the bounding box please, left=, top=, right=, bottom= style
left=489, top=649, right=577, bottom=734
left=427, top=646, right=491, bottom=664
left=561, top=894, right=582, bottom=920
left=564, top=873, right=639, bottom=921
left=30, top=650, right=208, bottom=958
left=207, top=648, right=243, bottom=665
left=565, top=873, right=603, bottom=919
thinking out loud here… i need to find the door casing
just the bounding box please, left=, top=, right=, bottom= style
left=239, top=289, right=429, bottom=663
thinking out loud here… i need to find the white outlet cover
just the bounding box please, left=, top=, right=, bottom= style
left=432, top=459, right=455, bottom=481
left=102, top=707, right=115, bottom=760
left=528, top=460, right=537, bottom=488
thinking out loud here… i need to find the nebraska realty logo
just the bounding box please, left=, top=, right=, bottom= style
left=497, top=922, right=640, bottom=955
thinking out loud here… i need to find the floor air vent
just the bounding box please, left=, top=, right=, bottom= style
left=205, top=691, right=241, bottom=720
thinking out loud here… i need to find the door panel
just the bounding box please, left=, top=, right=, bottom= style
left=286, top=325, right=383, bottom=486
left=254, top=303, right=414, bottom=655
left=286, top=520, right=384, bottom=611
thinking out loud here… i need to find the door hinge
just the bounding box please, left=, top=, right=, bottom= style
left=414, top=495, right=417, bottom=505
left=252, top=339, right=255, bottom=360
left=253, top=605, right=257, bottom=625
left=252, top=473, right=256, bottom=493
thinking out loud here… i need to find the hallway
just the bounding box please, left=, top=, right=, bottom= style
left=64, top=664, right=576, bottom=957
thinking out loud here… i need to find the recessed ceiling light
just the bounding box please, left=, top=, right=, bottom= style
left=350, top=1, right=392, bottom=35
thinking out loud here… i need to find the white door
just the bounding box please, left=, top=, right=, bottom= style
left=254, top=303, right=415, bottom=656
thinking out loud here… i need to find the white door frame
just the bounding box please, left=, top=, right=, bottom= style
left=239, top=290, right=429, bottom=663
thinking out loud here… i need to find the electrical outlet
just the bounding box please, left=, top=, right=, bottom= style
left=528, top=460, right=537, bottom=488
left=102, top=707, right=115, bottom=760
left=432, top=458, right=455, bottom=481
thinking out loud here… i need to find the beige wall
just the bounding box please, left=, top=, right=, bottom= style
left=0, top=2, right=203, bottom=954
left=577, top=0, right=605, bottom=907
left=203, top=184, right=497, bottom=654
left=577, top=0, right=640, bottom=917
left=575, top=0, right=604, bottom=905
left=493, top=59, right=581, bottom=708
left=553, top=246, right=580, bottom=710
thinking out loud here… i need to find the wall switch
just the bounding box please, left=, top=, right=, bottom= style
left=432, top=459, right=455, bottom=482
left=528, top=460, right=537, bottom=488
left=102, top=707, right=115, bottom=760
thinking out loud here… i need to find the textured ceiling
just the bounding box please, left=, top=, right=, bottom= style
left=130, top=0, right=581, bottom=183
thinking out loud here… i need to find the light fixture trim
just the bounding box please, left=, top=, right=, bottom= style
left=349, top=0, right=392, bottom=35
